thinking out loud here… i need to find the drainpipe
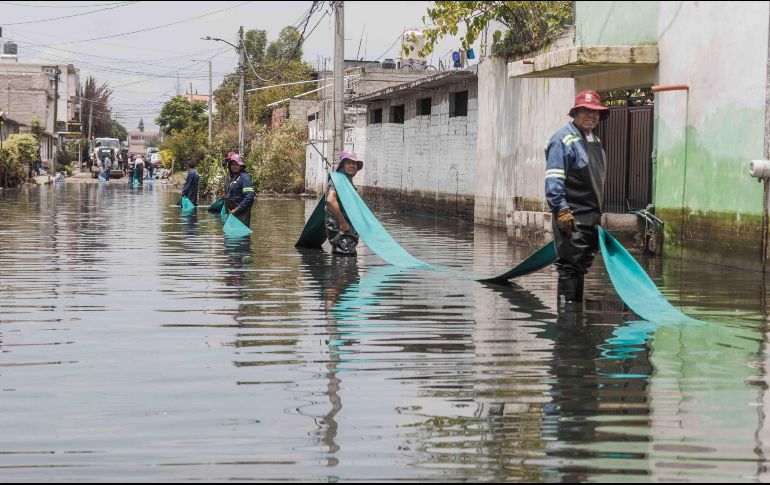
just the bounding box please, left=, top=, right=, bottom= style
left=652, top=84, right=690, bottom=248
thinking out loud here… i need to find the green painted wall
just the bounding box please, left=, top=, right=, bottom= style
left=655, top=106, right=766, bottom=253
left=576, top=1, right=660, bottom=46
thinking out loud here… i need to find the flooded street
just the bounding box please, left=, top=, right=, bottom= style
left=1, top=182, right=769, bottom=482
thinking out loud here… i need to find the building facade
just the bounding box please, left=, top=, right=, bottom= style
left=304, top=66, right=434, bottom=195
left=0, top=58, right=80, bottom=171
left=353, top=70, right=479, bottom=221
left=505, top=1, right=770, bottom=265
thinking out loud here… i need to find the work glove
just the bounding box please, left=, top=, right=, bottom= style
left=556, top=208, right=577, bottom=237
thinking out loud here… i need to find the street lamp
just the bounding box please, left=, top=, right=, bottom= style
left=201, top=36, right=238, bottom=50
left=202, top=30, right=244, bottom=153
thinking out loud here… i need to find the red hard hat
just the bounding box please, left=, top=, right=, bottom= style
left=225, top=151, right=244, bottom=166
left=569, top=90, right=609, bottom=120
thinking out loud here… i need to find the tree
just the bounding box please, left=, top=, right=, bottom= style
left=265, top=26, right=303, bottom=62
left=248, top=121, right=306, bottom=193
left=159, top=124, right=207, bottom=168
left=81, top=76, right=115, bottom=139
left=244, top=29, right=268, bottom=66
left=213, top=26, right=315, bottom=130
left=155, top=95, right=208, bottom=136
left=418, top=1, right=573, bottom=58
left=109, top=119, right=128, bottom=141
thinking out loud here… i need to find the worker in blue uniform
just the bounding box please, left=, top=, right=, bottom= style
left=545, top=90, right=608, bottom=305
left=181, top=159, right=200, bottom=205
left=224, top=152, right=255, bottom=227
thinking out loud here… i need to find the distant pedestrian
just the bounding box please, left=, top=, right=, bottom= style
left=181, top=159, right=200, bottom=205
left=224, top=152, right=255, bottom=227
left=34, top=156, right=42, bottom=176
left=103, top=156, right=112, bottom=181
left=134, top=155, right=144, bottom=185
left=147, top=156, right=155, bottom=181
left=325, top=151, right=363, bottom=256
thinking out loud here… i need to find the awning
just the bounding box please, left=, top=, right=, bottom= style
left=508, top=45, right=658, bottom=79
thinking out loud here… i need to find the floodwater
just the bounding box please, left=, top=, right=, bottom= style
left=0, top=182, right=769, bottom=482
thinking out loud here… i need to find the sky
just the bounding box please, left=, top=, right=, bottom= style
left=0, top=1, right=470, bottom=132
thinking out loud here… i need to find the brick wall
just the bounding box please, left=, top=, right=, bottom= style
left=361, top=77, right=478, bottom=220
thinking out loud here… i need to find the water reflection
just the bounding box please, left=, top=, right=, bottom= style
left=1, top=185, right=769, bottom=481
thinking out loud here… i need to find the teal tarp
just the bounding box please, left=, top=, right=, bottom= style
left=180, top=196, right=196, bottom=214
left=223, top=214, right=253, bottom=237
left=298, top=173, right=557, bottom=283
left=301, top=173, right=700, bottom=323
left=219, top=204, right=228, bottom=223
left=208, top=198, right=224, bottom=213
left=295, top=195, right=329, bottom=249
left=598, top=226, right=697, bottom=323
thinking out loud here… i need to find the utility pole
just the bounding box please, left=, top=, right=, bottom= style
left=6, top=81, right=10, bottom=117
left=333, top=1, right=344, bottom=157
left=189, top=82, right=193, bottom=101
left=238, top=25, right=245, bottom=154
left=52, top=67, right=61, bottom=173
left=208, top=60, right=212, bottom=143
left=176, top=72, right=180, bottom=96
left=88, top=102, right=93, bottom=171
left=78, top=95, right=82, bottom=169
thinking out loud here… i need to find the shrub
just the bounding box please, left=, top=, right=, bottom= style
left=247, top=121, right=306, bottom=194
left=0, top=133, right=38, bottom=188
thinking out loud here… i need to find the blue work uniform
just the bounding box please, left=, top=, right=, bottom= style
left=545, top=122, right=606, bottom=301
left=181, top=168, right=200, bottom=205
left=224, top=170, right=255, bottom=227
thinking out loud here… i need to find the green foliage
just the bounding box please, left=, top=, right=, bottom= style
left=109, top=119, right=128, bottom=141
left=56, top=140, right=80, bottom=169
left=213, top=26, right=315, bottom=130
left=29, top=119, right=43, bottom=140
left=418, top=1, right=573, bottom=58
left=198, top=141, right=229, bottom=198
left=0, top=133, right=38, bottom=187
left=265, top=26, right=303, bottom=62
left=247, top=121, right=306, bottom=194
left=244, top=29, right=268, bottom=66
left=159, top=125, right=207, bottom=169
left=82, top=76, right=115, bottom=138
left=155, top=96, right=208, bottom=136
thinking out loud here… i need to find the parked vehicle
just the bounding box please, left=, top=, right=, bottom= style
left=145, top=147, right=159, bottom=162
left=90, top=138, right=123, bottom=179
left=150, top=153, right=163, bottom=168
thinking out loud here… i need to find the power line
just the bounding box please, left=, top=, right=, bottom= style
left=24, top=1, right=253, bottom=48
left=243, top=2, right=324, bottom=85
left=1, top=1, right=136, bottom=25
left=373, top=31, right=404, bottom=61
left=0, top=1, right=129, bottom=8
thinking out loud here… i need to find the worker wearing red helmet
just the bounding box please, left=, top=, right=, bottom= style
left=224, top=152, right=255, bottom=227
left=545, top=90, right=608, bottom=305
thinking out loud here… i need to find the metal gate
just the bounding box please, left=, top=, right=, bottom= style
left=596, top=89, right=654, bottom=214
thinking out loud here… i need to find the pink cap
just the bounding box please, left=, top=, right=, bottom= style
left=225, top=152, right=244, bottom=166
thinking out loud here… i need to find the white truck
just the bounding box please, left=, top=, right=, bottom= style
left=90, top=138, right=123, bottom=179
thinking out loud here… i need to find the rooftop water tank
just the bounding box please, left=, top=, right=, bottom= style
left=401, top=30, right=426, bottom=61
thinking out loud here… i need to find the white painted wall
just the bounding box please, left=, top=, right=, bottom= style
left=474, top=57, right=574, bottom=228
left=362, top=78, right=478, bottom=198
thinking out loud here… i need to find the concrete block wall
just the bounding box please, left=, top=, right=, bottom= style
left=361, top=78, right=478, bottom=221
